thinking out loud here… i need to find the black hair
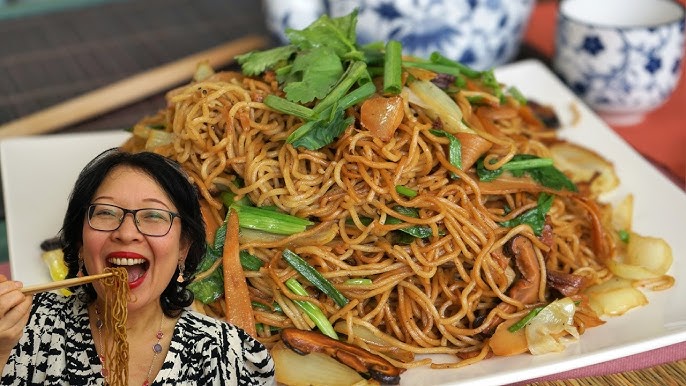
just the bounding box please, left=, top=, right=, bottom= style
left=60, top=148, right=206, bottom=317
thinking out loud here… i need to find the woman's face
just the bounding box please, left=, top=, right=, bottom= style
left=80, top=165, right=189, bottom=313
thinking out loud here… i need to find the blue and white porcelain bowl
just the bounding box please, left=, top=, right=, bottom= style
left=553, top=0, right=686, bottom=126
left=263, top=0, right=535, bottom=70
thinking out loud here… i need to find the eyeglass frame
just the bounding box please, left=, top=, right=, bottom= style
left=86, top=203, right=181, bottom=237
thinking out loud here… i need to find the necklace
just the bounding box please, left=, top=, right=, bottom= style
left=94, top=306, right=165, bottom=386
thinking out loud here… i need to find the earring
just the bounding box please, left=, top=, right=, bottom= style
left=78, top=253, right=84, bottom=273
left=177, top=261, right=185, bottom=283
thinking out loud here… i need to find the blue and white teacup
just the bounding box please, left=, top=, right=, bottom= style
left=263, top=0, right=535, bottom=70
left=553, top=0, right=686, bottom=126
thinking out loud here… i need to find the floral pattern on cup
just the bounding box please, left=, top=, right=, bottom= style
left=553, top=0, right=686, bottom=126
left=263, top=0, right=535, bottom=71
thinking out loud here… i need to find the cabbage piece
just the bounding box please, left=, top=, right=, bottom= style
left=272, top=343, right=372, bottom=386
left=585, top=277, right=647, bottom=317
left=525, top=297, right=579, bottom=355
left=406, top=80, right=474, bottom=134
left=607, top=232, right=673, bottom=280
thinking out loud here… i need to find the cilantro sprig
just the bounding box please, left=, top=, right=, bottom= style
left=236, top=10, right=374, bottom=150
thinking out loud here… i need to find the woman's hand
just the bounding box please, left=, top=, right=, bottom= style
left=0, top=274, right=32, bottom=372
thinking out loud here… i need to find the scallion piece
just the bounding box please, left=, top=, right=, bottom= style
left=402, top=61, right=462, bottom=78
left=285, top=278, right=338, bottom=339
left=313, top=61, right=368, bottom=116
left=507, top=86, right=527, bottom=105
left=618, top=230, right=630, bottom=243
left=508, top=306, right=545, bottom=333
left=264, top=94, right=316, bottom=121
left=501, top=158, right=554, bottom=171
left=283, top=249, right=349, bottom=307
left=337, top=81, right=377, bottom=111
left=240, top=251, right=264, bottom=271
left=429, top=52, right=481, bottom=78
left=395, top=185, right=418, bottom=198
left=383, top=40, right=403, bottom=95
left=230, top=204, right=313, bottom=235
left=430, top=129, right=462, bottom=177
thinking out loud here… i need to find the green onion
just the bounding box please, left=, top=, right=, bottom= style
left=283, top=249, right=349, bottom=307
left=337, top=81, right=377, bottom=111
left=501, top=158, right=554, bottom=171
left=251, top=301, right=271, bottom=312
left=240, top=251, right=264, bottom=271
left=313, top=61, right=368, bottom=116
left=220, top=190, right=251, bottom=208
left=466, top=96, right=486, bottom=105
left=230, top=204, right=313, bottom=235
left=618, top=230, right=630, bottom=243
left=285, top=278, right=338, bottom=339
left=386, top=206, right=434, bottom=239
left=480, top=69, right=505, bottom=104
left=264, top=94, right=316, bottom=121
left=508, top=306, right=545, bottom=333
left=402, top=61, right=463, bottom=78
left=344, top=278, right=372, bottom=285
left=395, top=185, right=418, bottom=198
left=430, top=129, right=462, bottom=177
left=383, top=40, right=403, bottom=95
left=507, top=86, right=527, bottom=105
left=251, top=301, right=283, bottom=313
left=429, top=52, right=481, bottom=78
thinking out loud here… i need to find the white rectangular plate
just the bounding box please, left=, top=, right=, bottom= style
left=1, top=59, right=684, bottom=385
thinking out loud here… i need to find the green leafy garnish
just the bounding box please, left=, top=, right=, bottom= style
left=499, top=192, right=554, bottom=236
left=477, top=154, right=577, bottom=192
left=236, top=45, right=297, bottom=76
left=280, top=47, right=344, bottom=103
left=430, top=129, right=462, bottom=178
left=236, top=10, right=372, bottom=150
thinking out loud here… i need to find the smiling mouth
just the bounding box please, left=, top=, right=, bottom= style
left=107, top=257, right=149, bottom=283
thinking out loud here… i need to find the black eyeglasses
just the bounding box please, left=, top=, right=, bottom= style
left=87, top=203, right=180, bottom=237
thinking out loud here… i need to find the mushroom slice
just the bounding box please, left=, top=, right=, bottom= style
left=281, top=328, right=403, bottom=385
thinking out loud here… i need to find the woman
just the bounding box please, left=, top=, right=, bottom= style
left=0, top=148, right=275, bottom=385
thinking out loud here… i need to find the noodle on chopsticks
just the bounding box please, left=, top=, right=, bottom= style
left=100, top=267, right=130, bottom=386
left=119, top=46, right=673, bottom=372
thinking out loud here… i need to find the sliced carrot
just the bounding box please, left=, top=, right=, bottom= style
left=222, top=208, right=257, bottom=337
left=199, top=199, right=220, bottom=244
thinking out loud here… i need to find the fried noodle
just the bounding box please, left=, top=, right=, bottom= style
left=121, top=69, right=653, bottom=368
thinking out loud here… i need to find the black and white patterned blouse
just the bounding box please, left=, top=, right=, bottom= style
left=1, top=291, right=275, bottom=385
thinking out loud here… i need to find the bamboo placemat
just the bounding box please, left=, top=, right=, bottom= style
left=528, top=359, right=686, bottom=386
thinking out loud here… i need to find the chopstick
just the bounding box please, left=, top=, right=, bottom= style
left=21, top=272, right=114, bottom=295
left=0, top=34, right=268, bottom=139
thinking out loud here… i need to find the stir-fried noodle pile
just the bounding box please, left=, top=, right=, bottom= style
left=121, top=69, right=671, bottom=368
